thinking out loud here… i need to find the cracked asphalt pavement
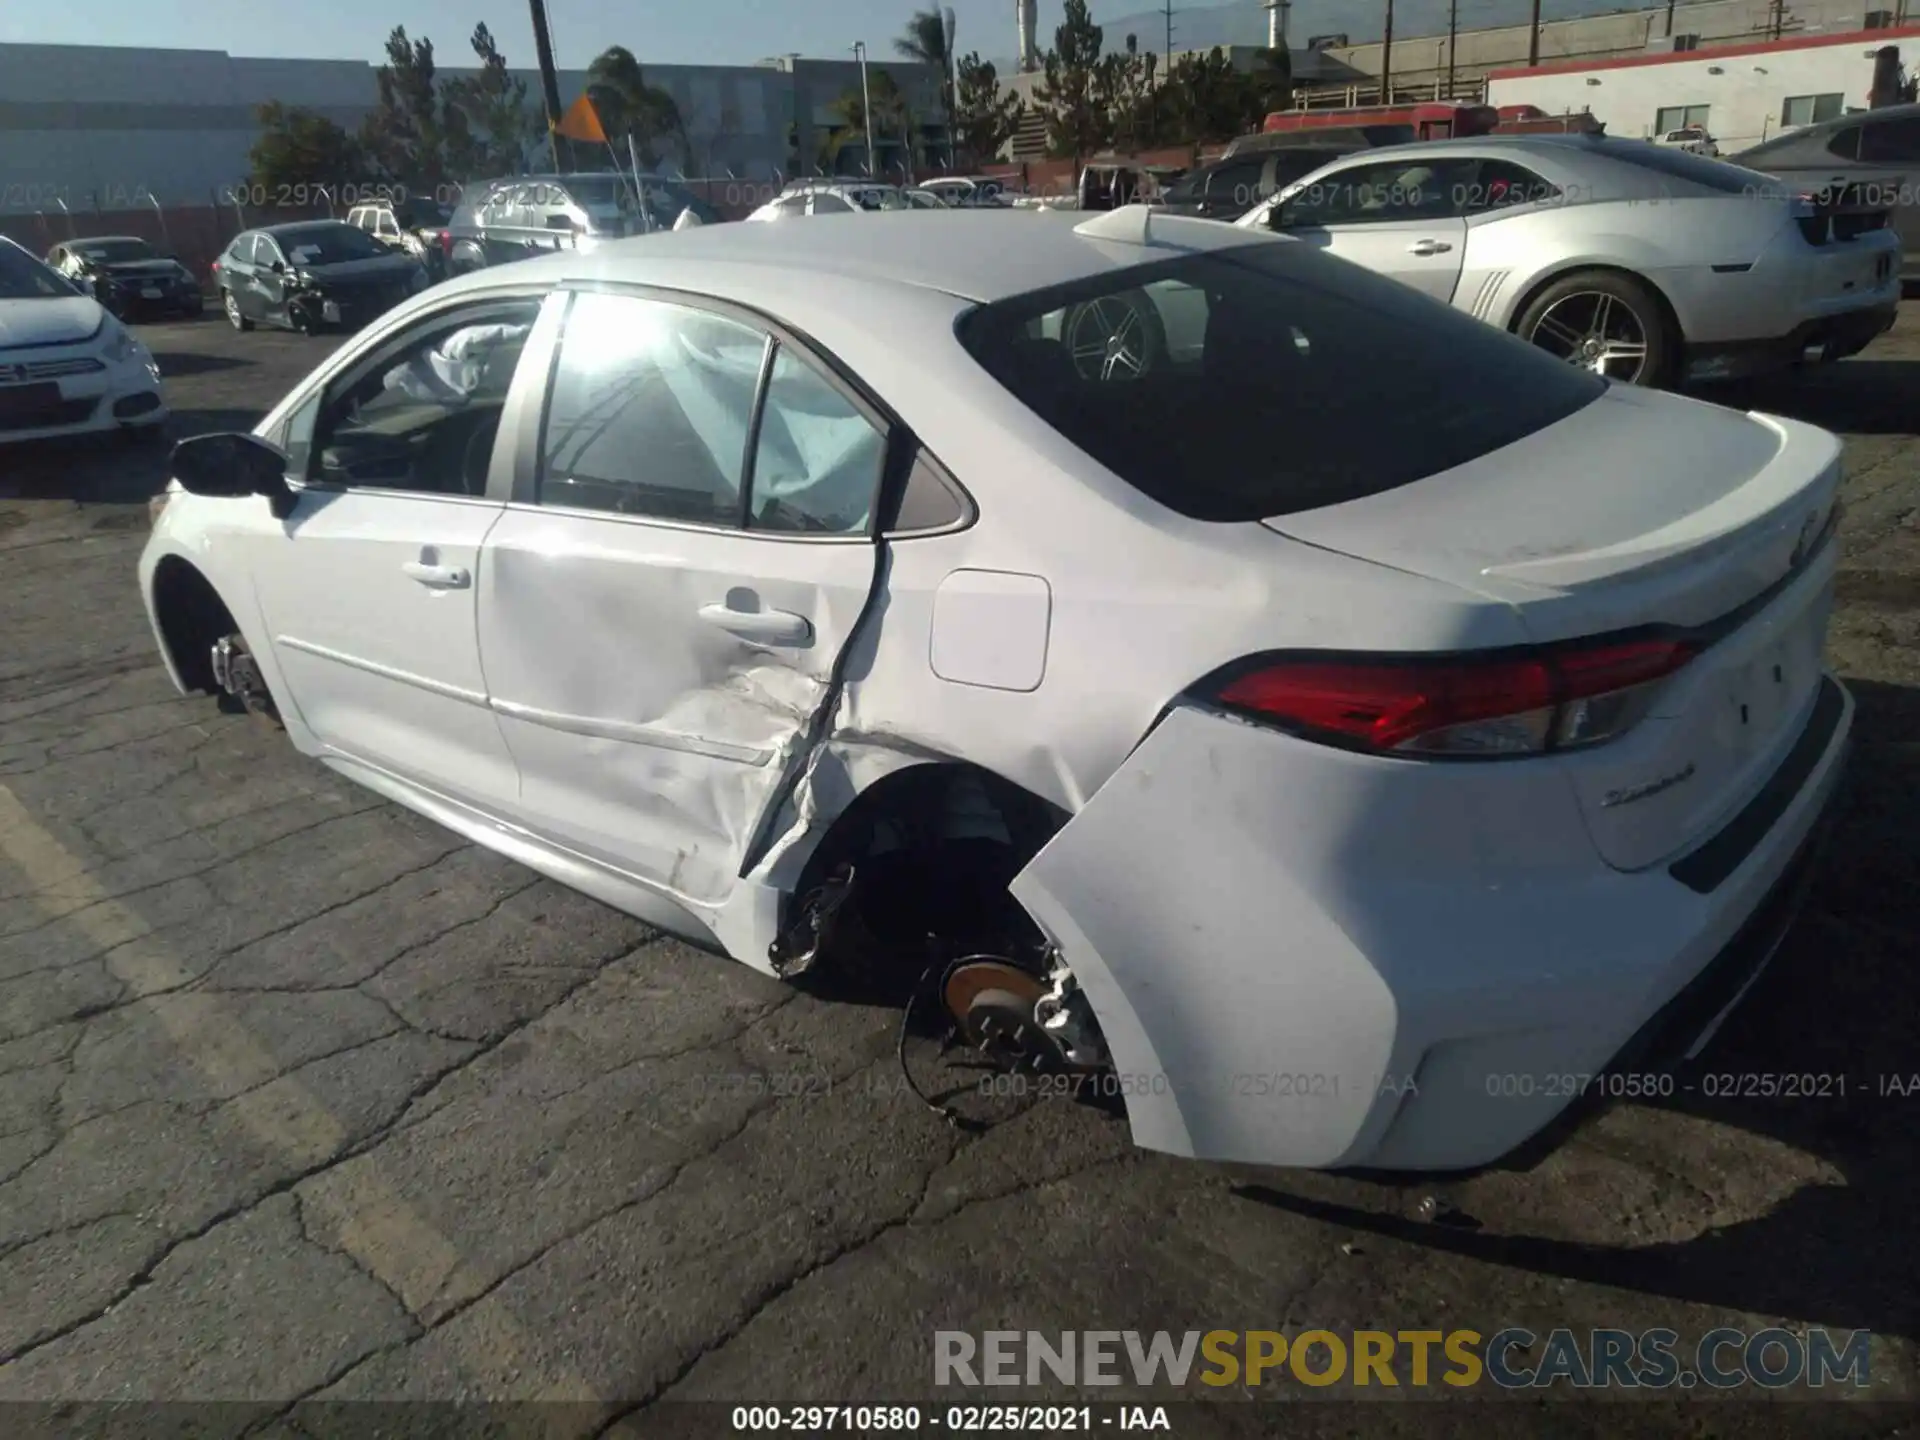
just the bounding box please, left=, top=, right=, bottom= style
left=0, top=312, right=1917, bottom=1435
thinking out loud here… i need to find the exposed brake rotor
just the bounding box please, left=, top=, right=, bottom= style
left=942, top=960, right=1070, bottom=1071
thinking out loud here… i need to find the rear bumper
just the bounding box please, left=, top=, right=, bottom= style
left=1686, top=300, right=1898, bottom=381
left=1010, top=676, right=1854, bottom=1175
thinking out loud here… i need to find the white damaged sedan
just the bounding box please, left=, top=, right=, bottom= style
left=141, top=207, right=1850, bottom=1173
left=0, top=236, right=168, bottom=443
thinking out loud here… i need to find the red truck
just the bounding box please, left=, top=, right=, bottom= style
left=1247, top=100, right=1603, bottom=146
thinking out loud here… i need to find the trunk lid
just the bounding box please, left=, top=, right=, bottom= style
left=1263, top=386, right=1843, bottom=872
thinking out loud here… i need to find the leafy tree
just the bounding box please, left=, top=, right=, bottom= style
left=826, top=69, right=916, bottom=175
left=442, top=24, right=541, bottom=177
left=895, top=7, right=955, bottom=164
left=952, top=53, right=1024, bottom=165
left=586, top=45, right=686, bottom=169
left=1247, top=46, right=1293, bottom=122
left=248, top=104, right=368, bottom=198
left=359, top=27, right=468, bottom=192
left=1099, top=38, right=1161, bottom=153
left=1032, top=0, right=1111, bottom=165
left=1158, top=47, right=1261, bottom=145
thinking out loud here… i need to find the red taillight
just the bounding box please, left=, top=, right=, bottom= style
left=210, top=259, right=220, bottom=274
left=1210, top=638, right=1699, bottom=757
left=439, top=229, right=452, bottom=256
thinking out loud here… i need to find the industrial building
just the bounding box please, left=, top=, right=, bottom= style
left=1313, top=0, right=1916, bottom=103
left=1486, top=23, right=1920, bottom=147
left=0, top=42, right=944, bottom=216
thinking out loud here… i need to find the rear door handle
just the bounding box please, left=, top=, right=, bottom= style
left=1407, top=239, right=1453, bottom=255
left=402, top=561, right=470, bottom=589
left=697, top=603, right=812, bottom=646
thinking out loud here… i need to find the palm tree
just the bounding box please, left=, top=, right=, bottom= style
left=586, top=45, right=685, bottom=169
left=894, top=7, right=954, bottom=166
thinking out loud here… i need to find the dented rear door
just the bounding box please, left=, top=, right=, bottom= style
left=477, top=287, right=885, bottom=911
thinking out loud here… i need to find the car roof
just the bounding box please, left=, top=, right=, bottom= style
left=260, top=219, right=356, bottom=236
left=430, top=207, right=1277, bottom=305
left=1303, top=131, right=1780, bottom=179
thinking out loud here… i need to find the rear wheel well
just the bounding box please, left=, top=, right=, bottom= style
left=785, top=762, right=1070, bottom=1001
left=151, top=556, right=236, bottom=694
left=1510, top=263, right=1684, bottom=343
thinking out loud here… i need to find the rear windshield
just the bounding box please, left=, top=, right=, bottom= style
left=272, top=223, right=388, bottom=265
left=1600, top=142, right=1777, bottom=193
left=565, top=176, right=636, bottom=209
left=75, top=239, right=157, bottom=263
left=956, top=243, right=1605, bottom=522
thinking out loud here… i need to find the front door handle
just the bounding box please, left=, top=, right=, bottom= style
left=697, top=603, right=812, bottom=646
left=402, top=561, right=471, bottom=589
left=1407, top=239, right=1453, bottom=255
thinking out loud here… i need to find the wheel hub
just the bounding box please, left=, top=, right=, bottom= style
left=943, top=960, right=1070, bottom=1071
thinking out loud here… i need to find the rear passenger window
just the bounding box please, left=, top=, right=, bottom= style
left=538, top=292, right=769, bottom=525
left=1465, top=159, right=1562, bottom=212
left=749, top=347, right=886, bottom=534
left=958, top=245, right=1604, bottom=522
left=1860, top=116, right=1920, bottom=163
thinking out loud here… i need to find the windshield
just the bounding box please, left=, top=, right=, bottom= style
left=957, top=243, right=1605, bottom=522
left=565, top=176, right=635, bottom=209
left=272, top=223, right=390, bottom=267
left=0, top=242, right=76, bottom=299
left=73, top=239, right=159, bottom=264
left=850, top=188, right=908, bottom=211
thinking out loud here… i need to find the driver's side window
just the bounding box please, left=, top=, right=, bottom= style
left=306, top=301, right=541, bottom=498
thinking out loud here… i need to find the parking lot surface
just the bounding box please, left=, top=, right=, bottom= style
left=1, top=312, right=1918, bottom=1433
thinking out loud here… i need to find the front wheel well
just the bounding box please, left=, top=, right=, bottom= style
left=151, top=556, right=237, bottom=694
left=783, top=761, right=1070, bottom=1000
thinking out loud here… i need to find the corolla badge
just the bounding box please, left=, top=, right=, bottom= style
left=1600, top=762, right=1697, bottom=809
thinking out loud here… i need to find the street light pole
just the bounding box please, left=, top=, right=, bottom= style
left=853, top=41, right=876, bottom=177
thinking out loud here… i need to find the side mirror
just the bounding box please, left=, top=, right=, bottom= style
left=270, top=260, right=286, bottom=274
left=1267, top=202, right=1292, bottom=231
left=169, top=433, right=296, bottom=518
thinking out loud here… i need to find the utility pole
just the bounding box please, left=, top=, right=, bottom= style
left=1446, top=0, right=1458, bottom=96
left=1528, top=0, right=1543, bottom=66
left=527, top=0, right=566, bottom=170
left=1164, top=0, right=1176, bottom=66
left=1380, top=0, right=1394, bottom=103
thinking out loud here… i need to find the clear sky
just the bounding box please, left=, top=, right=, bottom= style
left=0, top=0, right=1176, bottom=69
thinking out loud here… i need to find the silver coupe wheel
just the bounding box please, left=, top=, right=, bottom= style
left=1064, top=295, right=1156, bottom=382
left=1526, top=290, right=1651, bottom=383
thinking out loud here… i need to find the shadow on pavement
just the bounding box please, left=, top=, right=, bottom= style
left=0, top=407, right=265, bottom=504
left=1238, top=676, right=1920, bottom=1342
left=154, top=351, right=254, bottom=378
left=1692, top=358, right=1920, bottom=438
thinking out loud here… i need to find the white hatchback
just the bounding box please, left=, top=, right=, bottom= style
left=140, top=208, right=1851, bottom=1173
left=0, top=237, right=168, bottom=445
